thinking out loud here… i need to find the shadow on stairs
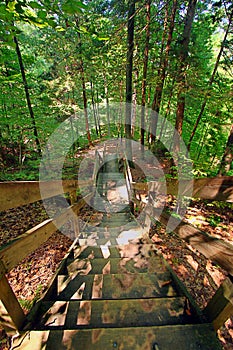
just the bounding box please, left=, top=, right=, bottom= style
left=11, top=154, right=222, bottom=350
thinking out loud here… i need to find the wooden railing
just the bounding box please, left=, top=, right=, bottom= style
left=0, top=179, right=94, bottom=334
left=1, top=163, right=233, bottom=335
left=132, top=175, right=233, bottom=331
left=122, top=154, right=135, bottom=214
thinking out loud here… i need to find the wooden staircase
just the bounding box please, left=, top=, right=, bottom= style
left=11, top=154, right=222, bottom=349
left=12, top=240, right=221, bottom=350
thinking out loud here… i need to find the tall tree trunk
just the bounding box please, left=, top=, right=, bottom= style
left=125, top=0, right=135, bottom=160
left=119, top=80, right=123, bottom=138
left=132, top=69, right=138, bottom=137
left=103, top=71, right=111, bottom=137
left=96, top=89, right=101, bottom=137
left=141, top=0, right=151, bottom=149
left=151, top=0, right=177, bottom=143
left=90, top=81, right=98, bottom=136
left=14, top=36, right=41, bottom=155
left=76, top=20, right=91, bottom=145
left=187, top=9, right=233, bottom=152
left=218, top=125, right=233, bottom=176
left=175, top=0, right=197, bottom=138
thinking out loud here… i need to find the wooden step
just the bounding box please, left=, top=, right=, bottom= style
left=73, top=243, right=158, bottom=259
left=57, top=272, right=179, bottom=300
left=66, top=256, right=166, bottom=276
left=12, top=324, right=222, bottom=349
left=36, top=297, right=190, bottom=330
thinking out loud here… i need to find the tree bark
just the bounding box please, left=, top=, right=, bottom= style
left=125, top=0, right=135, bottom=161
left=125, top=0, right=135, bottom=133
left=175, top=0, right=197, bottom=138
left=218, top=125, right=233, bottom=176
left=150, top=0, right=177, bottom=142
left=76, top=20, right=91, bottom=145
left=14, top=36, right=41, bottom=155
left=141, top=0, right=151, bottom=149
left=90, top=81, right=98, bottom=136
left=103, top=71, right=111, bottom=137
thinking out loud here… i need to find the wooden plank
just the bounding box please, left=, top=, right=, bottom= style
left=133, top=175, right=233, bottom=202
left=11, top=324, right=222, bottom=350
left=37, top=297, right=187, bottom=329
left=147, top=207, right=233, bottom=275
left=204, top=277, right=233, bottom=330
left=67, top=256, right=165, bottom=276
left=0, top=180, right=92, bottom=211
left=57, top=272, right=178, bottom=300
left=0, top=194, right=93, bottom=273
left=0, top=274, right=25, bottom=334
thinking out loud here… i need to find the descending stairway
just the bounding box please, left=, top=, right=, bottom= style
left=12, top=154, right=222, bottom=350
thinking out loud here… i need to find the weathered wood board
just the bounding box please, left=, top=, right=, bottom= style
left=37, top=297, right=187, bottom=329
left=0, top=180, right=92, bottom=211
left=57, top=272, right=178, bottom=300
left=11, top=324, right=222, bottom=350
left=133, top=175, right=233, bottom=202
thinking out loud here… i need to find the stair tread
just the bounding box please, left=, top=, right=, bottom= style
left=66, top=256, right=165, bottom=275
left=36, top=297, right=192, bottom=330
left=73, top=243, right=158, bottom=259
left=14, top=324, right=222, bottom=350
left=57, top=272, right=179, bottom=300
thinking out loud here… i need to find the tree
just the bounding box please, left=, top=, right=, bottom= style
left=218, top=125, right=233, bottom=175
left=125, top=0, right=135, bottom=160
left=187, top=6, right=233, bottom=152
left=150, top=0, right=177, bottom=142
left=141, top=0, right=151, bottom=149
left=14, top=35, right=42, bottom=155
left=174, top=0, right=197, bottom=137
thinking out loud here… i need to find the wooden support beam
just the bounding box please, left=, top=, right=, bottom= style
left=0, top=274, right=25, bottom=334
left=0, top=180, right=92, bottom=211
left=0, top=194, right=93, bottom=273
left=133, top=176, right=233, bottom=202
left=204, top=277, right=233, bottom=330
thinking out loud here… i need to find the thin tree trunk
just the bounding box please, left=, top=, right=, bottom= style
left=218, top=125, right=233, bottom=176
left=187, top=9, right=233, bottom=152
left=76, top=20, right=91, bottom=145
left=175, top=0, right=197, bottom=138
left=103, top=71, right=111, bottom=137
left=141, top=0, right=151, bottom=150
left=132, top=69, right=138, bottom=137
left=14, top=36, right=41, bottom=155
left=96, top=89, right=101, bottom=137
left=196, top=123, right=209, bottom=162
left=125, top=0, right=135, bottom=126
left=151, top=0, right=177, bottom=142
left=119, top=80, right=123, bottom=138
left=125, top=0, right=135, bottom=161
left=90, top=81, right=98, bottom=136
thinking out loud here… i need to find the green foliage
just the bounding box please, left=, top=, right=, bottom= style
left=207, top=214, right=222, bottom=227
left=0, top=0, right=232, bottom=180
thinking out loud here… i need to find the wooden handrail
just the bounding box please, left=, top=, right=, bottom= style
left=132, top=176, right=233, bottom=202
left=0, top=179, right=92, bottom=211
left=0, top=193, right=93, bottom=275
left=123, top=155, right=135, bottom=213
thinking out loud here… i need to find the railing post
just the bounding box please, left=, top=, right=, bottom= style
left=0, top=273, right=25, bottom=335
left=204, top=276, right=233, bottom=331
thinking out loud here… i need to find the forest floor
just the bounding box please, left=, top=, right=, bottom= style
left=0, top=149, right=233, bottom=349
